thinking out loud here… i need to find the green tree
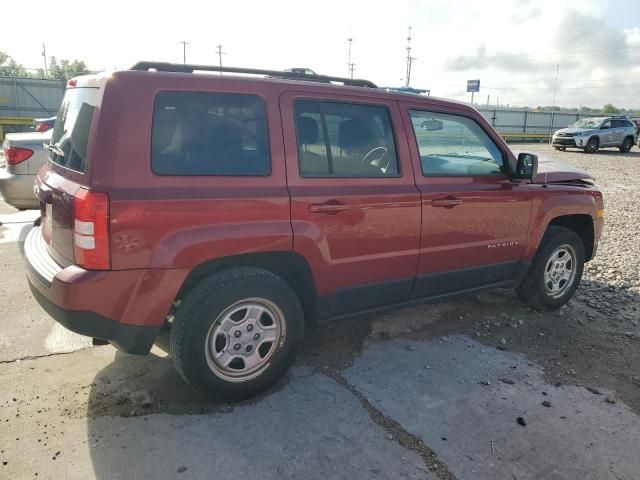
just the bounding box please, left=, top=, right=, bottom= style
left=0, top=51, right=29, bottom=77
left=602, top=104, right=619, bottom=114
left=48, top=57, right=89, bottom=80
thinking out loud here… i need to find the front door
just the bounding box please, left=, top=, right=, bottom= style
left=281, top=92, right=421, bottom=318
left=401, top=104, right=532, bottom=298
left=599, top=120, right=615, bottom=145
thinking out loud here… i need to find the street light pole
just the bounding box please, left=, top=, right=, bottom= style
left=179, top=41, right=190, bottom=64
left=42, top=43, right=48, bottom=76
left=405, top=26, right=416, bottom=87
left=216, top=44, right=225, bottom=75
left=552, top=64, right=560, bottom=108
left=347, top=38, right=355, bottom=79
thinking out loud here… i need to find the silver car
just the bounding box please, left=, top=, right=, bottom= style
left=551, top=116, right=637, bottom=154
left=0, top=131, right=51, bottom=209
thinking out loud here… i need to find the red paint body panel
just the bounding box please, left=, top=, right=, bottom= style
left=27, top=69, right=604, bottom=339
left=526, top=185, right=604, bottom=259
left=26, top=261, right=188, bottom=327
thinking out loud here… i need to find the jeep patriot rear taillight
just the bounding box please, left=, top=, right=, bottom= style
left=73, top=188, right=110, bottom=269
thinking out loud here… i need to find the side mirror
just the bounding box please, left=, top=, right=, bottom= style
left=421, top=119, right=444, bottom=131
left=600, top=124, right=609, bottom=130
left=514, top=152, right=538, bottom=180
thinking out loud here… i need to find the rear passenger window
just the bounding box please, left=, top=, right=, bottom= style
left=152, top=92, right=270, bottom=176
left=294, top=100, right=399, bottom=177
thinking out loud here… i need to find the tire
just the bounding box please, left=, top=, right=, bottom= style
left=516, top=226, right=585, bottom=311
left=584, top=137, right=599, bottom=154
left=170, top=267, right=304, bottom=402
left=619, top=136, right=634, bottom=153
left=554, top=146, right=566, bottom=151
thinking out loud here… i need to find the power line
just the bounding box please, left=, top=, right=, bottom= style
left=460, top=44, right=640, bottom=63
left=477, top=82, right=640, bottom=91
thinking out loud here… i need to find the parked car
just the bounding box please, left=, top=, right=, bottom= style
left=0, top=130, right=51, bottom=209
left=551, top=116, right=637, bottom=153
left=33, top=116, right=56, bottom=133
left=25, top=63, right=604, bottom=401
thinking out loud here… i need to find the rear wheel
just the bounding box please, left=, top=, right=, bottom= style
left=553, top=146, right=566, bottom=151
left=170, top=267, right=304, bottom=402
left=584, top=137, right=599, bottom=154
left=516, top=226, right=585, bottom=311
left=620, top=136, right=634, bottom=153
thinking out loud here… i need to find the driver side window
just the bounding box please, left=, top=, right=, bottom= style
left=293, top=100, right=399, bottom=177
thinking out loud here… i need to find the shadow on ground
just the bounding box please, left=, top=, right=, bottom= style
left=79, top=276, right=639, bottom=479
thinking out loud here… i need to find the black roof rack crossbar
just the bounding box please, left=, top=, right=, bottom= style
left=130, top=61, right=377, bottom=88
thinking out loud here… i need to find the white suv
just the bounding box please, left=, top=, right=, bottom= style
left=552, top=116, right=637, bottom=154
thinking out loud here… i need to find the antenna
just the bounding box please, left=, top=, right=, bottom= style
left=405, top=26, right=416, bottom=87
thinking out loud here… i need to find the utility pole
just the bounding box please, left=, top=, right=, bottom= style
left=347, top=38, right=356, bottom=79
left=179, top=41, right=190, bottom=64
left=216, top=44, right=226, bottom=74
left=486, top=94, right=490, bottom=106
left=41, top=43, right=47, bottom=76
left=405, top=26, right=416, bottom=87
left=552, top=64, right=560, bottom=109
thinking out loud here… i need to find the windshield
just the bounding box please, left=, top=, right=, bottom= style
left=569, top=118, right=603, bottom=129
left=50, top=87, right=99, bottom=172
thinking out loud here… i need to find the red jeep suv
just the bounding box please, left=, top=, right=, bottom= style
left=25, top=63, right=604, bottom=401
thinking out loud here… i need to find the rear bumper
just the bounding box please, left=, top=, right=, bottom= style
left=27, top=280, right=159, bottom=354
left=24, top=226, right=188, bottom=354
left=0, top=169, right=39, bottom=209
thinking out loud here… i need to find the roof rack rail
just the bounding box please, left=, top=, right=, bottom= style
left=130, top=61, right=377, bottom=88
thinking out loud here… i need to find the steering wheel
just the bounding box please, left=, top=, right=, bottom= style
left=361, top=146, right=389, bottom=171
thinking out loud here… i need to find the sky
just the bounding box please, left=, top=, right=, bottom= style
left=2, top=0, right=640, bottom=109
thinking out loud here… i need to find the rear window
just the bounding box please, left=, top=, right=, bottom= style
left=151, top=91, right=270, bottom=176
left=50, top=87, right=99, bottom=173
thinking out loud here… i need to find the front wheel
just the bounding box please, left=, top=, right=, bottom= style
left=170, top=267, right=304, bottom=402
left=619, top=136, right=634, bottom=153
left=516, top=226, right=585, bottom=311
left=584, top=137, right=599, bottom=154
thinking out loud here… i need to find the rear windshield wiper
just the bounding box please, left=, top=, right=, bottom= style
left=43, top=142, right=64, bottom=157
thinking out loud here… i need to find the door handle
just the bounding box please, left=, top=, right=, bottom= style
left=431, top=197, right=463, bottom=208
left=309, top=201, right=350, bottom=214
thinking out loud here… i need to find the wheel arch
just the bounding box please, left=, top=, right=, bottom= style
left=174, top=251, right=319, bottom=326
left=548, top=214, right=595, bottom=261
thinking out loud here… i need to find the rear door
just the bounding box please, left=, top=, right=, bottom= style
left=401, top=103, right=532, bottom=298
left=611, top=120, right=627, bottom=144
left=280, top=92, right=421, bottom=318
left=37, top=84, right=100, bottom=266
